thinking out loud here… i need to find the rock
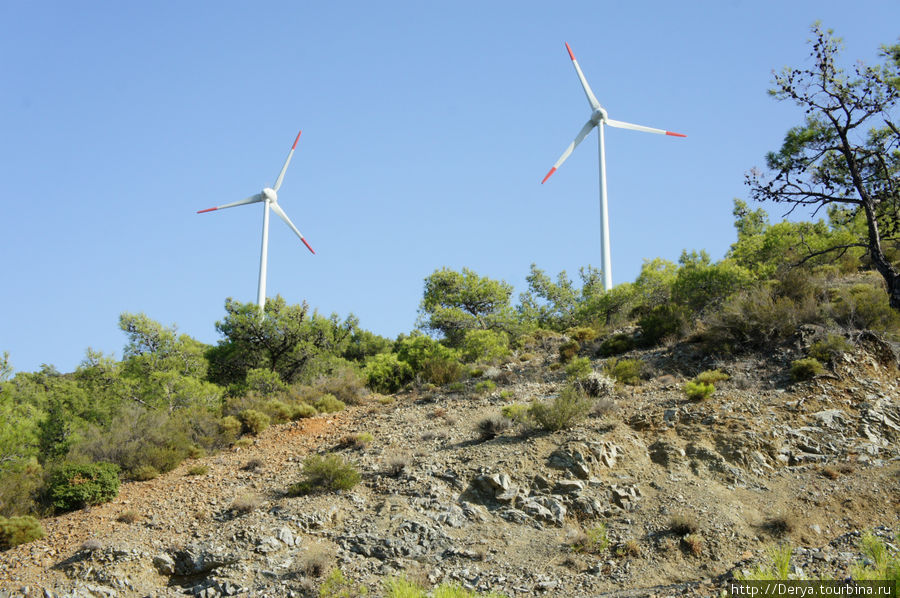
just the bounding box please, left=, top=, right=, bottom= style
left=152, top=553, right=176, bottom=575
left=171, top=544, right=240, bottom=576
left=649, top=440, right=684, bottom=467
left=553, top=479, right=584, bottom=494
left=276, top=526, right=295, bottom=546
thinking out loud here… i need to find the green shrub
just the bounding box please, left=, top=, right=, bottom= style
left=319, top=568, right=368, bottom=598
left=264, top=399, right=293, bottom=423
left=694, top=369, right=729, bottom=385
left=638, top=304, right=689, bottom=347
left=598, top=333, right=635, bottom=357
left=790, top=358, right=824, bottom=381
left=603, top=358, right=642, bottom=385
left=570, top=524, right=609, bottom=554
left=737, top=544, right=795, bottom=581
left=239, top=409, right=270, bottom=435
left=363, top=353, right=413, bottom=393
left=474, top=380, right=496, bottom=394
left=292, top=403, right=318, bottom=419
left=219, top=415, right=243, bottom=444
left=850, top=532, right=900, bottom=589
left=130, top=465, right=160, bottom=481
left=186, top=465, right=208, bottom=476
left=0, top=460, right=44, bottom=518
left=0, top=515, right=45, bottom=550
left=529, top=386, right=593, bottom=431
left=290, top=454, right=360, bottom=495
left=683, top=380, right=714, bottom=401
left=419, top=354, right=465, bottom=386
left=48, top=463, right=121, bottom=512
left=565, top=356, right=592, bottom=380
left=558, top=340, right=580, bottom=362
left=448, top=382, right=465, bottom=392
left=566, top=326, right=598, bottom=343
left=830, top=283, right=900, bottom=333
left=384, top=576, right=426, bottom=598
left=245, top=368, right=288, bottom=396
left=461, top=329, right=510, bottom=364
left=314, top=394, right=346, bottom=413
left=500, top=403, right=530, bottom=425
left=314, top=366, right=367, bottom=405
left=808, top=334, right=852, bottom=364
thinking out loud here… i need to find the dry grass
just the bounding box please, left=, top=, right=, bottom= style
left=682, top=533, right=703, bottom=556
left=296, top=548, right=331, bottom=578
left=761, top=514, right=796, bottom=538
left=116, top=509, right=140, bottom=524
left=241, top=458, right=264, bottom=472
left=229, top=492, right=262, bottom=515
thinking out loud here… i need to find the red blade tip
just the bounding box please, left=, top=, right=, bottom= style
left=292, top=130, right=302, bottom=150
left=301, top=238, right=316, bottom=255
left=565, top=43, right=575, bottom=61
left=197, top=207, right=218, bottom=213
left=541, top=167, right=557, bottom=184
left=666, top=131, right=686, bottom=138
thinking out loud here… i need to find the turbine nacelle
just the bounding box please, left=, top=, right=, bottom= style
left=591, top=108, right=608, bottom=125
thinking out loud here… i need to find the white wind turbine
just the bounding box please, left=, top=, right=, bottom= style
left=197, top=130, right=315, bottom=311
left=542, top=43, right=685, bottom=291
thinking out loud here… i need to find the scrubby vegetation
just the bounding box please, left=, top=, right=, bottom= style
left=289, top=454, right=360, bottom=496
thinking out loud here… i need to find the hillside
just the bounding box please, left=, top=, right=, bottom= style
left=1, top=329, right=898, bottom=597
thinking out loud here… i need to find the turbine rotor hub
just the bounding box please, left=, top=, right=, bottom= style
left=262, top=187, right=277, bottom=202
left=592, top=108, right=608, bottom=124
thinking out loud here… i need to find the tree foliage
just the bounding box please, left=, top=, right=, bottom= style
left=209, top=296, right=358, bottom=384
left=747, top=24, right=900, bottom=309
left=419, top=268, right=518, bottom=345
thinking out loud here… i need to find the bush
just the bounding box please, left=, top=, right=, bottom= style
left=264, top=399, right=293, bottom=423
left=565, top=357, right=592, bottom=380
left=0, top=515, right=45, bottom=550
left=363, top=353, right=413, bottom=393
left=219, top=415, right=242, bottom=443
left=570, top=524, right=609, bottom=554
left=476, top=415, right=511, bottom=441
left=186, top=465, right=208, bottom=476
left=292, top=403, right=318, bottom=419
left=669, top=514, right=699, bottom=536
left=289, top=454, right=360, bottom=495
left=603, top=358, right=642, bottom=385
left=461, top=329, right=510, bottom=364
left=501, top=403, right=530, bottom=425
left=851, top=532, right=900, bottom=588
left=474, top=380, right=496, bottom=394
left=419, top=354, right=465, bottom=386
left=314, top=394, right=346, bottom=413
left=683, top=380, right=715, bottom=401
left=830, top=283, right=900, bottom=333
left=808, top=334, right=852, bottom=364
left=245, top=368, right=288, bottom=396
left=694, top=369, right=729, bottom=385
left=130, top=465, right=160, bottom=481
left=314, top=366, right=367, bottom=405
left=566, top=326, right=598, bottom=343
left=48, top=463, right=121, bottom=512
left=638, top=304, right=689, bottom=347
left=597, top=333, right=635, bottom=357
left=0, top=460, right=44, bottom=518
left=229, top=492, right=262, bottom=515
left=790, top=358, right=824, bottom=381
left=239, top=409, right=270, bottom=435
left=558, top=340, right=580, bottom=362
left=529, top=386, right=593, bottom=431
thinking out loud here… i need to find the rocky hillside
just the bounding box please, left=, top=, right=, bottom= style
left=1, top=330, right=898, bottom=597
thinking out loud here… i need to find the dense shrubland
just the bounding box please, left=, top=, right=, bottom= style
left=1, top=196, right=898, bottom=530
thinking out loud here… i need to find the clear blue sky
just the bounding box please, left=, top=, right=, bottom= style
left=2, top=1, right=898, bottom=374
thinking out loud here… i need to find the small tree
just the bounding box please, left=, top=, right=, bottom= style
left=418, top=268, right=518, bottom=345
left=747, top=25, right=900, bottom=309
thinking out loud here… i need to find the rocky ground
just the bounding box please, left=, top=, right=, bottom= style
left=1, top=329, right=898, bottom=597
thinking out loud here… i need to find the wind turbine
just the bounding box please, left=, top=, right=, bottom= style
left=197, top=130, right=315, bottom=311
left=542, top=43, right=685, bottom=291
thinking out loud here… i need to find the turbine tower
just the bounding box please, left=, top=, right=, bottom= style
left=197, top=130, right=315, bottom=311
left=542, top=43, right=685, bottom=291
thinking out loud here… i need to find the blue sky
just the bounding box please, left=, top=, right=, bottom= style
left=2, top=1, right=898, bottom=374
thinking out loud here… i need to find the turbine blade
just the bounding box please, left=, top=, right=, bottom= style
left=197, top=193, right=264, bottom=213
left=272, top=130, right=302, bottom=192
left=605, top=119, right=686, bottom=137
left=270, top=201, right=315, bottom=254
left=565, top=43, right=601, bottom=111
left=541, top=119, right=596, bottom=184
